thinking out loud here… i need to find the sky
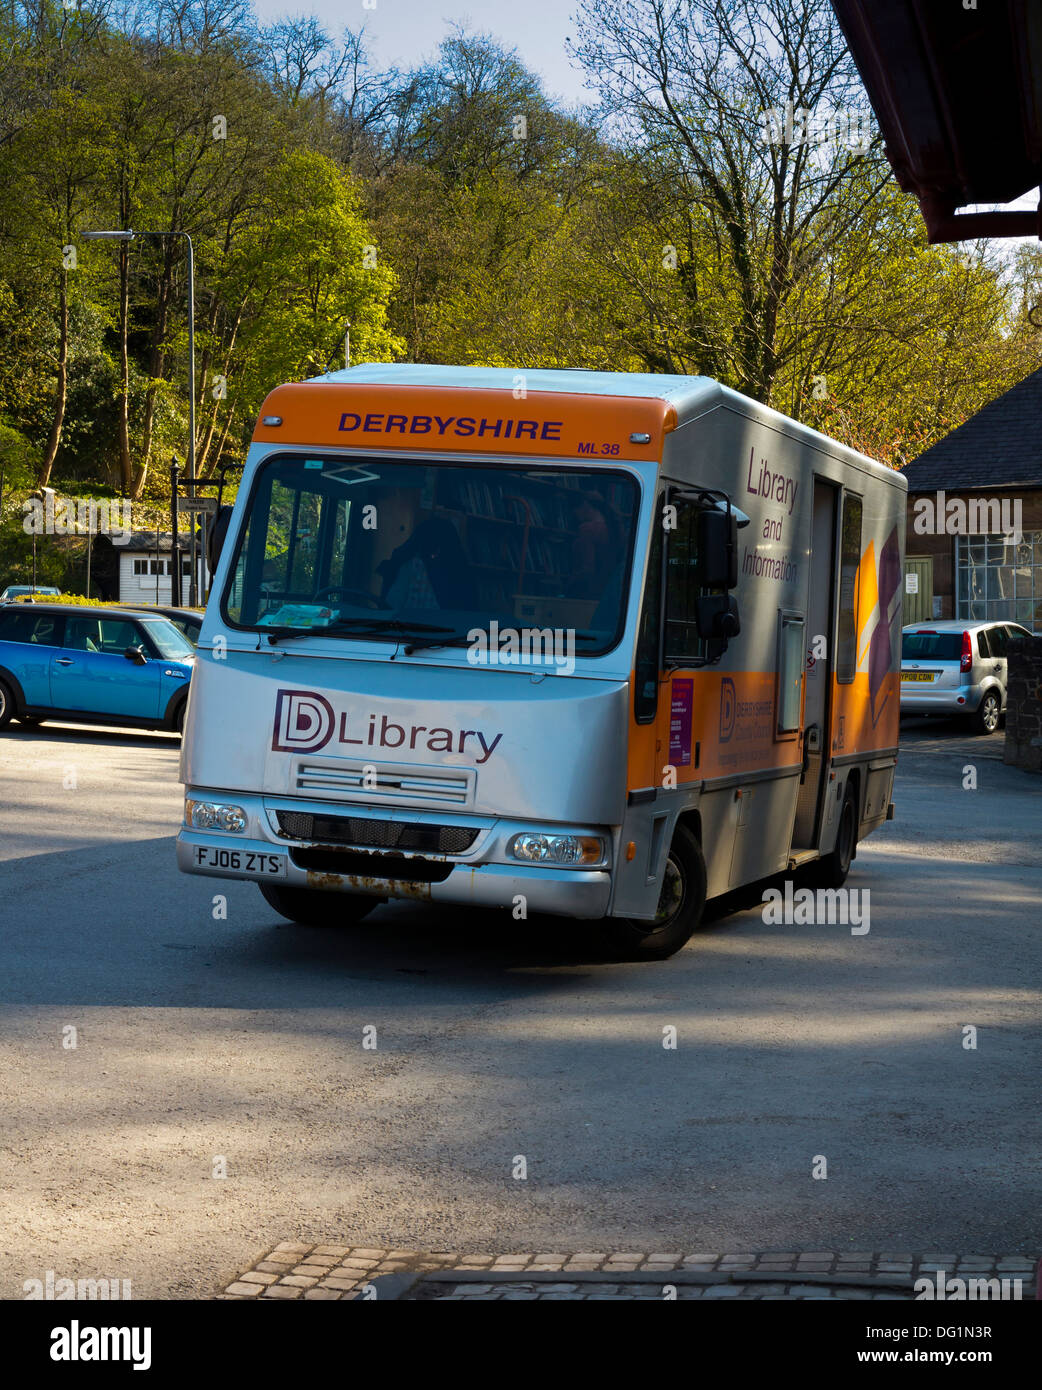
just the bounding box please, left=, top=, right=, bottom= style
left=249, top=0, right=593, bottom=107
left=247, top=0, right=1037, bottom=252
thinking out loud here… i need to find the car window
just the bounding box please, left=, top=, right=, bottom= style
left=976, top=628, right=993, bottom=659
left=65, top=616, right=143, bottom=654
left=140, top=619, right=195, bottom=660
left=986, top=625, right=1008, bottom=658
left=901, top=632, right=962, bottom=660
left=1004, top=624, right=1030, bottom=641
left=0, top=610, right=63, bottom=646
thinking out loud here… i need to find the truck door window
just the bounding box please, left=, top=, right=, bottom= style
left=836, top=494, right=862, bottom=684
left=664, top=496, right=704, bottom=665
left=634, top=496, right=664, bottom=722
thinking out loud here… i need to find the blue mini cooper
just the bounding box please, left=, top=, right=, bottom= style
left=0, top=603, right=194, bottom=733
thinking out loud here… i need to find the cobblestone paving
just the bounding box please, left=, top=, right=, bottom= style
left=218, top=1247, right=1038, bottom=1300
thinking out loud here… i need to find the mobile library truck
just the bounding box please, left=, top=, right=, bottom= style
left=177, top=365, right=906, bottom=958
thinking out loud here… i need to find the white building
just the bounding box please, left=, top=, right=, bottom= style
left=117, top=533, right=207, bottom=605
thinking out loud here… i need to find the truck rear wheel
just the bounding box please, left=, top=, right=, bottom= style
left=259, top=883, right=382, bottom=927
left=809, top=783, right=857, bottom=889
left=604, top=823, right=707, bottom=961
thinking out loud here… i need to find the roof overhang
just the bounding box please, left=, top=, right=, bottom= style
left=832, top=0, right=1042, bottom=242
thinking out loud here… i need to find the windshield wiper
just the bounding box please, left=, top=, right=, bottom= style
left=399, top=631, right=473, bottom=653
left=262, top=618, right=455, bottom=645
left=402, top=629, right=604, bottom=655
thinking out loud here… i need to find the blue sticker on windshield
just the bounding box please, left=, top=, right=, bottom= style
left=304, top=459, right=324, bottom=469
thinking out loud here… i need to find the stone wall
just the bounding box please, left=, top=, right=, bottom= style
left=1003, top=635, right=1042, bottom=772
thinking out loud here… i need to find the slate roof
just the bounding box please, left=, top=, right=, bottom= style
left=901, top=366, right=1042, bottom=492
left=95, top=531, right=186, bottom=551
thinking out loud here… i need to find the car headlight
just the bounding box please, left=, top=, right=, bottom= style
left=185, top=799, right=247, bottom=833
left=508, top=832, right=605, bottom=866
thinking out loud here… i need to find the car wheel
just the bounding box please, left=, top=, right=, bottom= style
left=173, top=698, right=187, bottom=734
left=0, top=679, right=13, bottom=731
left=972, top=690, right=1001, bottom=735
left=604, top=823, right=707, bottom=960
left=809, top=783, right=858, bottom=889
left=259, top=882, right=382, bottom=927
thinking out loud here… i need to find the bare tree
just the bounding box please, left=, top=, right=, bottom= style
left=572, top=0, right=889, bottom=402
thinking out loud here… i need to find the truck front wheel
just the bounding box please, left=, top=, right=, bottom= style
left=604, top=823, right=707, bottom=961
left=259, top=883, right=382, bottom=927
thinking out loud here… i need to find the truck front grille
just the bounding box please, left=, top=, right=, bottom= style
left=275, top=810, right=478, bottom=855
left=293, top=757, right=473, bottom=807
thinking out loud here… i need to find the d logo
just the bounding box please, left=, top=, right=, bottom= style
left=272, top=689, right=334, bottom=752
left=719, top=677, right=736, bottom=742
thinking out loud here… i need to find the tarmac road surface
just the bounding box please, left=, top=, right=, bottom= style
left=0, top=714, right=1038, bottom=1298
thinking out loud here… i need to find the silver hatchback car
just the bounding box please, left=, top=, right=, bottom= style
left=900, top=620, right=1033, bottom=734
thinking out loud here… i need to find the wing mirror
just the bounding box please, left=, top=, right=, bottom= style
left=124, top=645, right=148, bottom=665
left=208, top=504, right=234, bottom=574
left=695, top=594, right=741, bottom=640
left=698, top=508, right=739, bottom=589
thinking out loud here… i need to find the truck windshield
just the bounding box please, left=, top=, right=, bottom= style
left=223, top=454, right=640, bottom=656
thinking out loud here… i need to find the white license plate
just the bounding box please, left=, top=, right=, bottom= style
left=193, top=846, right=286, bottom=876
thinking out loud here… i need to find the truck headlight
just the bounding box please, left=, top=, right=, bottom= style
left=508, top=832, right=605, bottom=866
left=185, top=799, right=247, bottom=833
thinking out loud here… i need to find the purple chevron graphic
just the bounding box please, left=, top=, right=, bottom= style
left=868, top=526, right=901, bottom=724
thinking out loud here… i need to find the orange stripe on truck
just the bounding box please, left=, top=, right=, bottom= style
left=627, top=667, right=899, bottom=792
left=253, top=383, right=677, bottom=460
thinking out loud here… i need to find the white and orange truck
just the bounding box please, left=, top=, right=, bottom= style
left=177, top=364, right=905, bottom=958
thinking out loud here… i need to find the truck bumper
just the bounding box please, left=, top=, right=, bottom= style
left=176, top=829, right=612, bottom=920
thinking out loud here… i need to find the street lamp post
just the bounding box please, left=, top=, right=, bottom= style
left=82, top=228, right=197, bottom=604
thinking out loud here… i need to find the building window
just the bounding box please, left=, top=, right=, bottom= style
left=956, top=533, right=1042, bottom=631
left=133, top=559, right=148, bottom=575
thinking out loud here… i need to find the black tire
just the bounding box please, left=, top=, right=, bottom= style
left=173, top=697, right=187, bottom=733
left=810, top=783, right=857, bottom=888
left=259, top=882, right=382, bottom=927
left=972, top=689, right=1000, bottom=735
left=0, top=679, right=14, bottom=731
left=605, top=822, right=707, bottom=960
